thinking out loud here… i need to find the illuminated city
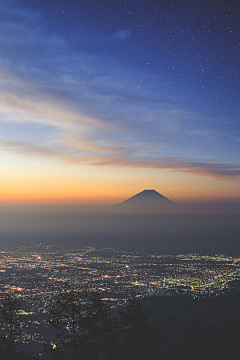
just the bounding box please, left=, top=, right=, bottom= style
left=0, top=243, right=240, bottom=352
left=1, top=244, right=240, bottom=302
left=0, top=0, right=239, bottom=357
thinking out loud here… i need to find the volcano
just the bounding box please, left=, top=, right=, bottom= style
left=115, top=189, right=176, bottom=213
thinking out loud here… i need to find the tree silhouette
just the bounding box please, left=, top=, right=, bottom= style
left=46, top=286, right=163, bottom=360
left=81, top=291, right=115, bottom=360
left=117, top=294, right=162, bottom=360
left=46, top=283, right=87, bottom=360
left=0, top=293, right=27, bottom=360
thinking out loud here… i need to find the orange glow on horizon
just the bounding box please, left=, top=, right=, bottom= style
left=0, top=187, right=240, bottom=206
left=0, top=159, right=239, bottom=205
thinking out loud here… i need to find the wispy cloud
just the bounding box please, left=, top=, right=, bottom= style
left=114, top=29, right=132, bottom=40
left=0, top=138, right=239, bottom=180
left=0, top=93, right=101, bottom=129
left=89, top=158, right=240, bottom=180
left=0, top=0, right=239, bottom=184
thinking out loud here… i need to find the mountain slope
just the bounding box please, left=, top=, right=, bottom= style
left=115, top=189, right=176, bottom=213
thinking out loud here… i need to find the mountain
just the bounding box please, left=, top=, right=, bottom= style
left=115, top=189, right=176, bottom=213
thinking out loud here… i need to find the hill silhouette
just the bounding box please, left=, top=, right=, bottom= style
left=141, top=291, right=240, bottom=357
left=115, top=189, right=176, bottom=214
left=141, top=291, right=240, bottom=322
left=161, top=312, right=240, bottom=359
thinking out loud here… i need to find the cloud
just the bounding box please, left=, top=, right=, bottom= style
left=0, top=2, right=177, bottom=134
left=90, top=158, right=240, bottom=180
left=0, top=92, right=101, bottom=130
left=0, top=0, right=239, bottom=184
left=164, top=160, right=240, bottom=179
left=0, top=75, right=238, bottom=181
left=114, top=29, right=132, bottom=40
left=0, top=138, right=239, bottom=180
left=0, top=1, right=225, bottom=144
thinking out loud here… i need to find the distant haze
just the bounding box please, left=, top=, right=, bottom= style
left=0, top=190, right=239, bottom=256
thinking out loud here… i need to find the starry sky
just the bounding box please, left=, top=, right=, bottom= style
left=0, top=0, right=240, bottom=204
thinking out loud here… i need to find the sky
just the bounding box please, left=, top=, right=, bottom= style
left=0, top=0, right=240, bottom=205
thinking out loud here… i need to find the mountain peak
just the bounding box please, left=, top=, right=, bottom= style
left=115, top=189, right=176, bottom=213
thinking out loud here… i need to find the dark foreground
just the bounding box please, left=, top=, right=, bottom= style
left=0, top=288, right=240, bottom=360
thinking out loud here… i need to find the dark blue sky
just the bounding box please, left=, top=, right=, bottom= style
left=0, top=0, right=239, bottom=203
left=25, top=0, right=239, bottom=102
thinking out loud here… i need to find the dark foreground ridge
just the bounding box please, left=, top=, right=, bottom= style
left=141, top=291, right=240, bottom=322
left=1, top=288, right=240, bottom=359
left=115, top=189, right=176, bottom=213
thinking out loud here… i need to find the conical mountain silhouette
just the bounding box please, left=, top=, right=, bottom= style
left=116, top=189, right=176, bottom=213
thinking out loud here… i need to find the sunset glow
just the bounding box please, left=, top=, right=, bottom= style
left=0, top=0, right=239, bottom=206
